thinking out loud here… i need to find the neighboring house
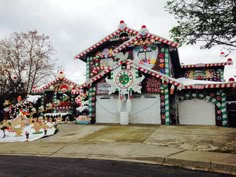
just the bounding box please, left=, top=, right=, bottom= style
left=73, top=20, right=235, bottom=127
left=32, top=71, right=81, bottom=118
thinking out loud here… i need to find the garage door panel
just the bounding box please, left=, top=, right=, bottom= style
left=179, top=99, right=215, bottom=125
left=130, top=95, right=160, bottom=124
left=96, top=96, right=119, bottom=123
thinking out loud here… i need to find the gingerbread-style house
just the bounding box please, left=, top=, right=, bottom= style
left=32, top=71, right=81, bottom=118
left=74, top=21, right=235, bottom=127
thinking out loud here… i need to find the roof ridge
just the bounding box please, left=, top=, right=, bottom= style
left=113, top=29, right=179, bottom=54
left=32, top=76, right=80, bottom=93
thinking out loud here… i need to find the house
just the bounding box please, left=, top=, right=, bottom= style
left=74, top=20, right=235, bottom=127
left=32, top=71, right=81, bottom=120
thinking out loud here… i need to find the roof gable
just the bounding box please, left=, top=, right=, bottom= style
left=74, top=21, right=139, bottom=60
left=113, top=25, right=179, bottom=54
left=32, top=71, right=79, bottom=93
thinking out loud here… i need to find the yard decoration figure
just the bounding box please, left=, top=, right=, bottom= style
left=25, top=131, right=29, bottom=141
left=32, top=121, right=42, bottom=133
left=170, top=85, right=175, bottom=95
left=3, top=99, right=12, bottom=120
left=12, top=118, right=23, bottom=136
left=44, top=128, right=47, bottom=136
left=17, top=96, right=22, bottom=102
left=0, top=122, right=8, bottom=138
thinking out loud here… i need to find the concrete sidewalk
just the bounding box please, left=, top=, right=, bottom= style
left=0, top=124, right=235, bottom=175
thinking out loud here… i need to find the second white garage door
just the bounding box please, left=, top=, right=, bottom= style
left=130, top=94, right=161, bottom=124
left=178, top=99, right=215, bottom=125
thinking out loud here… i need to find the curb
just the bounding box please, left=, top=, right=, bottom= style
left=2, top=152, right=234, bottom=175
left=165, top=157, right=236, bottom=175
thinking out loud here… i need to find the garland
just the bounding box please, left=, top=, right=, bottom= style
left=179, top=91, right=227, bottom=126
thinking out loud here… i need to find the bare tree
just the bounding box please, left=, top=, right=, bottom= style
left=0, top=30, right=56, bottom=95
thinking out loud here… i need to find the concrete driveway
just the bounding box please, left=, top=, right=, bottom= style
left=39, top=123, right=236, bottom=154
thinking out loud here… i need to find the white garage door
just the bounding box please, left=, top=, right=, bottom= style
left=178, top=99, right=215, bottom=125
left=96, top=95, right=119, bottom=123
left=130, top=94, right=160, bottom=124
left=96, top=94, right=161, bottom=124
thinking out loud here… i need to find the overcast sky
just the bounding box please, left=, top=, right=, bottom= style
left=0, top=0, right=235, bottom=84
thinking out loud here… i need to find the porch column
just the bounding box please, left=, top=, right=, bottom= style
left=86, top=57, right=91, bottom=82
left=88, top=86, right=96, bottom=123
left=221, top=91, right=227, bottom=127
left=160, top=82, right=170, bottom=125
left=164, top=48, right=170, bottom=125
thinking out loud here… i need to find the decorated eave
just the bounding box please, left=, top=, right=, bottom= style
left=74, top=58, right=236, bottom=93
left=74, top=20, right=139, bottom=60
left=133, top=63, right=182, bottom=88
left=113, top=25, right=179, bottom=54
left=181, top=58, right=233, bottom=68
left=182, top=82, right=236, bottom=89
left=32, top=72, right=79, bottom=93
left=72, top=60, right=183, bottom=94
left=178, top=77, right=236, bottom=90
left=72, top=67, right=112, bottom=94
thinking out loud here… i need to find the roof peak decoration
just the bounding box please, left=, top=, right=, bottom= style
left=57, top=70, right=65, bottom=79
left=228, top=77, right=235, bottom=82
left=139, top=25, right=149, bottom=36
left=118, top=20, right=127, bottom=30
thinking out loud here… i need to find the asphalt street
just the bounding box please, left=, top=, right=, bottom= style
left=0, top=155, right=234, bottom=177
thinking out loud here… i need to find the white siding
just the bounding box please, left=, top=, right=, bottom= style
left=178, top=99, right=215, bottom=125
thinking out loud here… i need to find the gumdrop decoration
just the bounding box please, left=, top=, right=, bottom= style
left=118, top=20, right=127, bottom=30
left=139, top=25, right=149, bottom=36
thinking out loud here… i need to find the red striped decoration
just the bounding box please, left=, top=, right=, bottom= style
left=181, top=58, right=233, bottom=68
left=135, top=65, right=183, bottom=88
left=75, top=22, right=179, bottom=59
left=75, top=27, right=138, bottom=59
left=31, top=77, right=79, bottom=93
left=113, top=32, right=178, bottom=54
left=183, top=82, right=236, bottom=89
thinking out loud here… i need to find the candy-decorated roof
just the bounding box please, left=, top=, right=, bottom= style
left=31, top=71, right=80, bottom=93
left=181, top=58, right=233, bottom=68
left=74, top=21, right=179, bottom=61
left=113, top=25, right=179, bottom=54
left=74, top=20, right=139, bottom=61
left=177, top=77, right=236, bottom=89
left=71, top=60, right=183, bottom=94
left=72, top=60, right=236, bottom=93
